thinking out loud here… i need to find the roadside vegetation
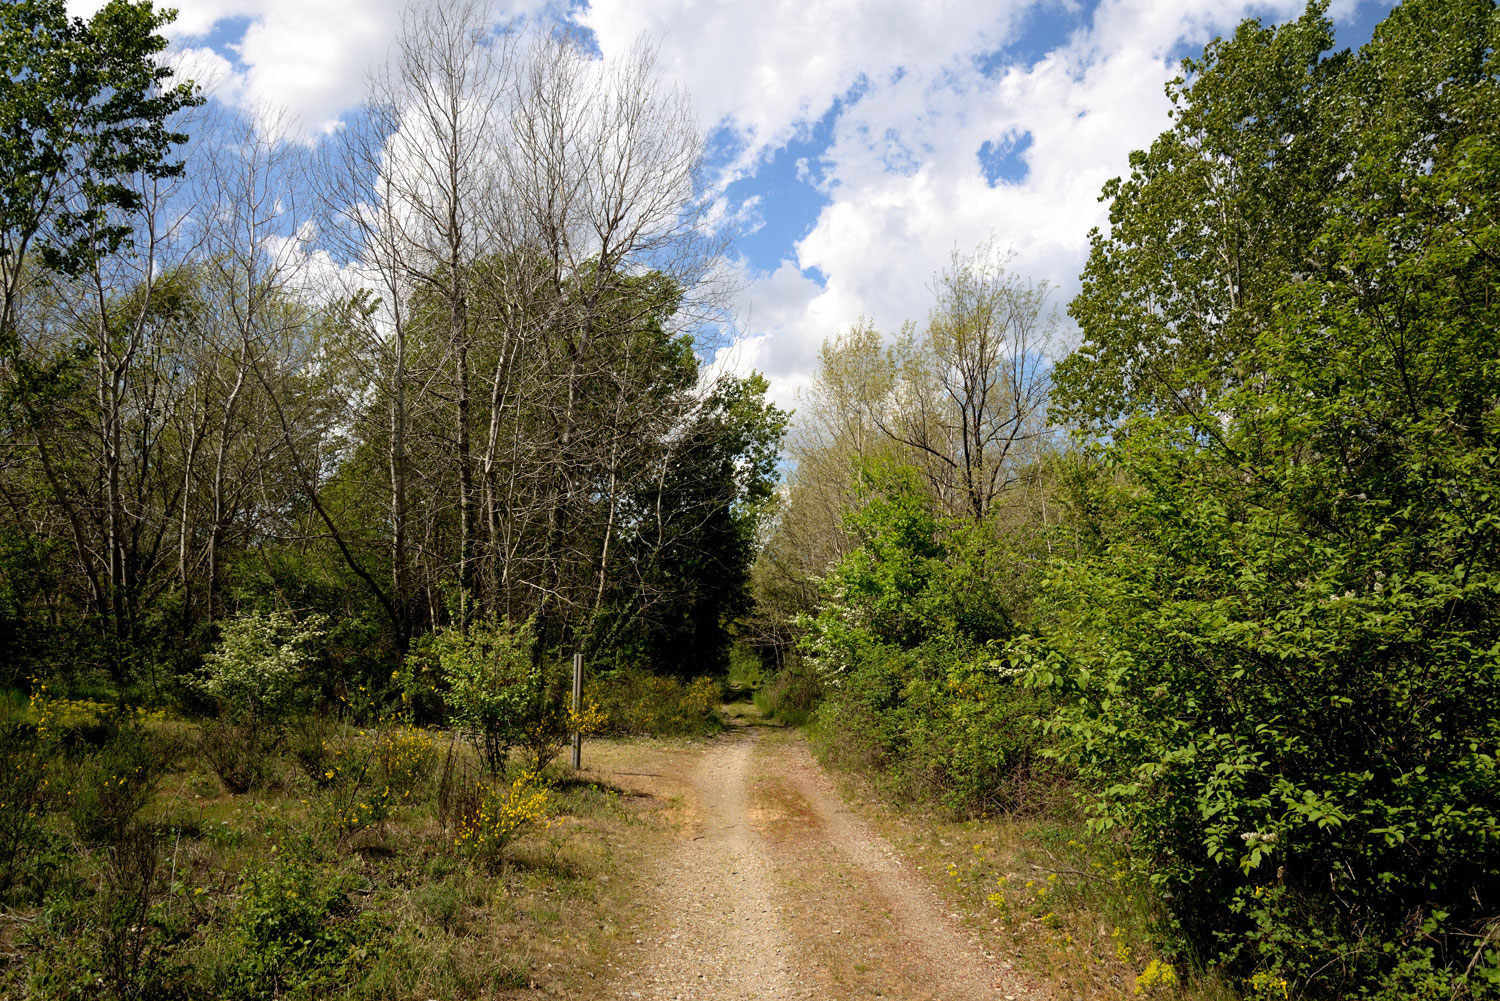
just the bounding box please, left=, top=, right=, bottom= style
left=745, top=2, right=1500, bottom=999
left=0, top=623, right=720, bottom=998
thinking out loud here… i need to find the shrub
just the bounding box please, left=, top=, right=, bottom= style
left=412, top=618, right=605, bottom=773
left=753, top=658, right=823, bottom=725
left=196, top=611, right=327, bottom=731
left=92, top=824, right=175, bottom=1000
left=198, top=720, right=277, bottom=795
left=451, top=770, right=551, bottom=870
left=1035, top=3, right=1500, bottom=994
left=435, top=738, right=481, bottom=843
left=288, top=712, right=338, bottom=789
left=215, top=855, right=378, bottom=999
left=194, top=611, right=325, bottom=794
left=584, top=669, right=718, bottom=737
left=372, top=722, right=436, bottom=801
left=67, top=722, right=164, bottom=846
left=908, top=652, right=1055, bottom=815
left=0, top=714, right=53, bottom=900
left=512, top=658, right=606, bottom=773
left=320, top=747, right=390, bottom=838
left=803, top=459, right=1049, bottom=815
left=412, top=617, right=532, bottom=773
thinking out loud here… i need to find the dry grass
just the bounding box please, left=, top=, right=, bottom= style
left=805, top=734, right=1243, bottom=1001
left=0, top=717, right=695, bottom=1000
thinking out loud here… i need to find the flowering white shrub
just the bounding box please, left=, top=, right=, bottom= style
left=198, top=611, right=327, bottom=728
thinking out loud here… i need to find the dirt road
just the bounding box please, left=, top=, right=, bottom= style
left=594, top=717, right=1037, bottom=1001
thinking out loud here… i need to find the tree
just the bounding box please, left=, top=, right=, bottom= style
left=879, top=245, right=1055, bottom=520
left=1031, top=2, right=1500, bottom=995
left=1056, top=4, right=1342, bottom=430
left=0, top=0, right=201, bottom=685
left=0, top=0, right=198, bottom=349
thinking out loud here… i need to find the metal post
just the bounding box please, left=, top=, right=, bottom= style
left=571, top=651, right=583, bottom=770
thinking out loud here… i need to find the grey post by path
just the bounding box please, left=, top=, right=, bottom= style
left=571, top=651, right=583, bottom=769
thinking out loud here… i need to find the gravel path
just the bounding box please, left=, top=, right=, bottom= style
left=600, top=723, right=1038, bottom=1001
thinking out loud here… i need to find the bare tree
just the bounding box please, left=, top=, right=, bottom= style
left=874, top=245, right=1055, bottom=521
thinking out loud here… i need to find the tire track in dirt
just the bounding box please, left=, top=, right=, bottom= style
left=600, top=723, right=1038, bottom=1001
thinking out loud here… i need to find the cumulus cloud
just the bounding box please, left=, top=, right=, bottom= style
left=584, top=0, right=1380, bottom=409
left=74, top=0, right=547, bottom=138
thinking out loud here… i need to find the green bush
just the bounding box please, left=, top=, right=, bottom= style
left=803, top=460, right=1050, bottom=816
left=409, top=618, right=605, bottom=772
left=753, top=659, right=823, bottom=725
left=211, top=855, right=379, bottom=1000
left=67, top=723, right=164, bottom=846
left=584, top=669, right=720, bottom=737
left=193, top=611, right=326, bottom=794
left=1031, top=2, right=1500, bottom=995
left=812, top=639, right=1052, bottom=815
left=406, top=617, right=532, bottom=773
left=195, top=611, right=327, bottom=731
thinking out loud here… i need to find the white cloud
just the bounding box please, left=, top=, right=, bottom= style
left=578, top=0, right=1034, bottom=189
left=76, top=0, right=547, bottom=139
left=589, top=0, right=1370, bottom=413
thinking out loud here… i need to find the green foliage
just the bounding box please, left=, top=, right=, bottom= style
left=601, top=370, right=790, bottom=676
left=192, top=611, right=327, bottom=794
left=806, top=460, right=1052, bottom=815
left=0, top=0, right=199, bottom=294
left=1057, top=3, right=1342, bottom=427
left=412, top=616, right=532, bottom=773
left=0, top=714, right=55, bottom=901
left=66, top=722, right=163, bottom=847
left=1034, top=2, right=1500, bottom=995
left=410, top=617, right=593, bottom=773
left=584, top=669, right=721, bottom=737
left=752, top=661, right=824, bottom=726
left=213, top=856, right=379, bottom=1000
left=196, top=611, right=328, bottom=731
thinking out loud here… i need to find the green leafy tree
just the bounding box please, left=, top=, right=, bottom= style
left=1057, top=4, right=1342, bottom=429
left=0, top=0, right=199, bottom=346
left=1034, top=2, right=1500, bottom=995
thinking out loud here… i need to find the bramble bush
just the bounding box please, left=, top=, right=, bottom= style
left=752, top=659, right=823, bottom=725
left=211, top=855, right=380, bottom=999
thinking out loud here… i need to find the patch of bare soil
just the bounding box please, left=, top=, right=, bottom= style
left=594, top=717, right=1040, bottom=1001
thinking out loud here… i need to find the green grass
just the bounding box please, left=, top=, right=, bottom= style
left=0, top=701, right=672, bottom=1000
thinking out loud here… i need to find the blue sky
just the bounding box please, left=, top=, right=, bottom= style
left=696, top=0, right=1394, bottom=283
left=89, top=0, right=1400, bottom=409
